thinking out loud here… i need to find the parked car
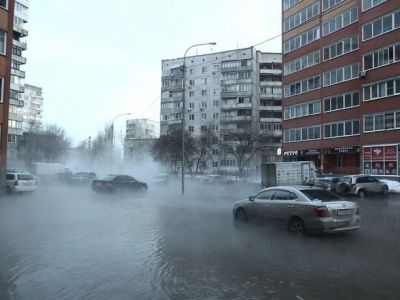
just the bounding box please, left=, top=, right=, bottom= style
left=91, top=175, right=147, bottom=193
left=202, top=175, right=234, bottom=184
left=232, top=186, right=360, bottom=234
left=336, top=175, right=389, bottom=197
left=70, top=172, right=97, bottom=185
left=5, top=170, right=37, bottom=194
left=314, top=176, right=340, bottom=192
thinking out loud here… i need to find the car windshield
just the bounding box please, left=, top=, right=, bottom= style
left=301, top=189, right=341, bottom=201
left=17, top=174, right=34, bottom=180
left=341, top=177, right=352, bottom=184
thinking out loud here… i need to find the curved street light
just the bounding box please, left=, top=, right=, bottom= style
left=181, top=42, right=217, bottom=196
left=111, top=112, right=131, bottom=149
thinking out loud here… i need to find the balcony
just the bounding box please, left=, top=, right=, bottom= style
left=221, top=103, right=253, bottom=110
left=9, top=98, right=24, bottom=107
left=12, top=54, right=27, bottom=64
left=260, top=93, right=282, bottom=100
left=161, top=85, right=183, bottom=92
left=13, top=39, right=27, bottom=50
left=260, top=69, right=282, bottom=75
left=10, top=83, right=25, bottom=93
left=11, top=68, right=26, bottom=78
left=259, top=117, right=282, bottom=123
left=221, top=116, right=252, bottom=123
left=13, top=25, right=28, bottom=37
left=220, top=91, right=252, bottom=98
left=259, top=129, right=282, bottom=137
left=8, top=112, right=23, bottom=122
left=160, top=107, right=182, bottom=114
left=221, top=64, right=253, bottom=72
left=259, top=105, right=281, bottom=111
left=220, top=78, right=253, bottom=85
left=8, top=128, right=23, bottom=136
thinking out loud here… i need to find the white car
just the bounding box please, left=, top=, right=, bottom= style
left=5, top=171, right=37, bottom=194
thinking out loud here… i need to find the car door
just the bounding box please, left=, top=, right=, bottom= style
left=367, top=176, right=382, bottom=192
left=268, top=189, right=298, bottom=224
left=251, top=189, right=276, bottom=218
left=125, top=176, right=138, bottom=190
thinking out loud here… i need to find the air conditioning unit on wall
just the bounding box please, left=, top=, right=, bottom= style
left=359, top=70, right=367, bottom=78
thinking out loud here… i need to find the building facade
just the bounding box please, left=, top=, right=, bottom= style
left=282, top=0, right=400, bottom=177
left=124, top=119, right=158, bottom=162
left=161, top=47, right=282, bottom=175
left=21, top=83, right=43, bottom=131
left=0, top=0, right=15, bottom=182
left=7, top=0, right=28, bottom=162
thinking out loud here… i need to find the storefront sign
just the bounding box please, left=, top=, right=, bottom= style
left=363, top=147, right=372, bottom=160
left=384, top=146, right=397, bottom=160
left=283, top=150, right=298, bottom=156
left=299, top=149, right=320, bottom=156
left=371, top=147, right=384, bottom=161
left=363, top=145, right=399, bottom=176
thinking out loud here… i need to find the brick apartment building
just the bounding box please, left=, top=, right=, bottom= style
left=282, top=0, right=400, bottom=177
left=0, top=0, right=15, bottom=181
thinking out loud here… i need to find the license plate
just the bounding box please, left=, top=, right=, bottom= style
left=337, top=209, right=352, bottom=216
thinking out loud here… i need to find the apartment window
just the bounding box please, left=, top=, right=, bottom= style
left=213, top=113, right=219, bottom=119
left=201, top=78, right=207, bottom=85
left=322, top=7, right=358, bottom=36
left=189, top=102, right=194, bottom=109
left=362, top=0, right=387, bottom=12
left=284, top=126, right=321, bottom=143
left=323, top=63, right=358, bottom=87
left=222, top=83, right=251, bottom=92
left=189, top=114, right=194, bottom=121
left=200, top=101, right=207, bottom=109
left=221, top=60, right=241, bottom=68
left=0, top=0, right=8, bottom=9
left=0, top=30, right=6, bottom=55
left=284, top=100, right=321, bottom=120
left=322, top=0, right=343, bottom=11
left=337, top=156, right=344, bottom=168
left=363, top=10, right=400, bottom=41
left=363, top=43, right=400, bottom=71
left=213, top=64, right=220, bottom=72
left=211, top=125, right=218, bottom=131
left=202, top=66, right=208, bottom=73
left=189, top=91, right=194, bottom=97
left=188, top=126, right=194, bottom=132
left=0, top=77, right=3, bottom=102
left=213, top=100, right=219, bottom=107
left=324, top=91, right=359, bottom=112
left=284, top=50, right=320, bottom=75
left=323, top=36, right=359, bottom=61
left=363, top=77, right=400, bottom=101
left=364, top=111, right=400, bottom=132
left=284, top=75, right=320, bottom=98
left=283, top=0, right=301, bottom=11
left=201, top=113, right=207, bottom=120
left=200, top=125, right=207, bottom=132
left=201, top=90, right=207, bottom=96
left=324, top=120, right=359, bottom=138
left=284, top=26, right=320, bottom=54
left=212, top=162, right=218, bottom=167
left=283, top=1, right=320, bottom=33
left=189, top=79, right=195, bottom=86
left=189, top=68, right=195, bottom=75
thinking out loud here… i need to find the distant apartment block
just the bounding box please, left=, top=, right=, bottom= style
left=161, top=47, right=282, bottom=175
left=21, top=83, right=43, bottom=131
left=282, top=0, right=400, bottom=176
left=124, top=119, right=158, bottom=162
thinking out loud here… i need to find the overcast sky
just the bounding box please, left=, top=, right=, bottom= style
left=24, top=0, right=282, bottom=146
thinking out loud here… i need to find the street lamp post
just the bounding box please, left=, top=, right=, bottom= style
left=111, top=113, right=131, bottom=150
left=181, top=42, right=216, bottom=196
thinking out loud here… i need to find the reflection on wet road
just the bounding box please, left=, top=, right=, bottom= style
left=1, top=181, right=400, bottom=299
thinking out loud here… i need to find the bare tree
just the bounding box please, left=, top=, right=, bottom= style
left=19, top=124, right=71, bottom=164
left=190, top=129, right=216, bottom=176
left=219, top=128, right=261, bottom=177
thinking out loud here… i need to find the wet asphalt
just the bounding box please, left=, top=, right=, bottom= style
left=0, top=180, right=399, bottom=300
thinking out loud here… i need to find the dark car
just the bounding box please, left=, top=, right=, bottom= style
left=91, top=175, right=147, bottom=193
left=314, top=176, right=339, bottom=192
left=70, top=172, right=97, bottom=185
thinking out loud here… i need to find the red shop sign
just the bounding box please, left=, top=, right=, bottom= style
left=363, top=147, right=372, bottom=160
left=371, top=147, right=384, bottom=161
left=384, top=146, right=397, bottom=160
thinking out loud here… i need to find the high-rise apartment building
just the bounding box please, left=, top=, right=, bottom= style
left=0, top=0, right=15, bottom=181
left=8, top=0, right=28, bottom=161
left=161, top=47, right=282, bottom=175
left=282, top=0, right=400, bottom=177
left=124, top=119, right=158, bottom=162
left=21, top=83, right=43, bottom=131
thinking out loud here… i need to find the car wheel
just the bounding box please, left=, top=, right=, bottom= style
left=288, top=217, right=305, bottom=235
left=357, top=189, right=366, bottom=198
left=235, top=208, right=247, bottom=222
left=382, top=185, right=389, bottom=196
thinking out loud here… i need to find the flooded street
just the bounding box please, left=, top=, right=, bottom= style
left=1, top=182, right=400, bottom=300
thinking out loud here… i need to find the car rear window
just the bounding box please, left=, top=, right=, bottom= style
left=18, top=174, right=34, bottom=180
left=301, top=189, right=341, bottom=201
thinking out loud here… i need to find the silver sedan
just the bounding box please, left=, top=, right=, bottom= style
left=233, top=186, right=361, bottom=234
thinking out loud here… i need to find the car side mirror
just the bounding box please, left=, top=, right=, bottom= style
left=249, top=196, right=254, bottom=202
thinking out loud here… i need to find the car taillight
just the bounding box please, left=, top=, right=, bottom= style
left=314, top=207, right=330, bottom=217
left=14, top=180, right=19, bottom=186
